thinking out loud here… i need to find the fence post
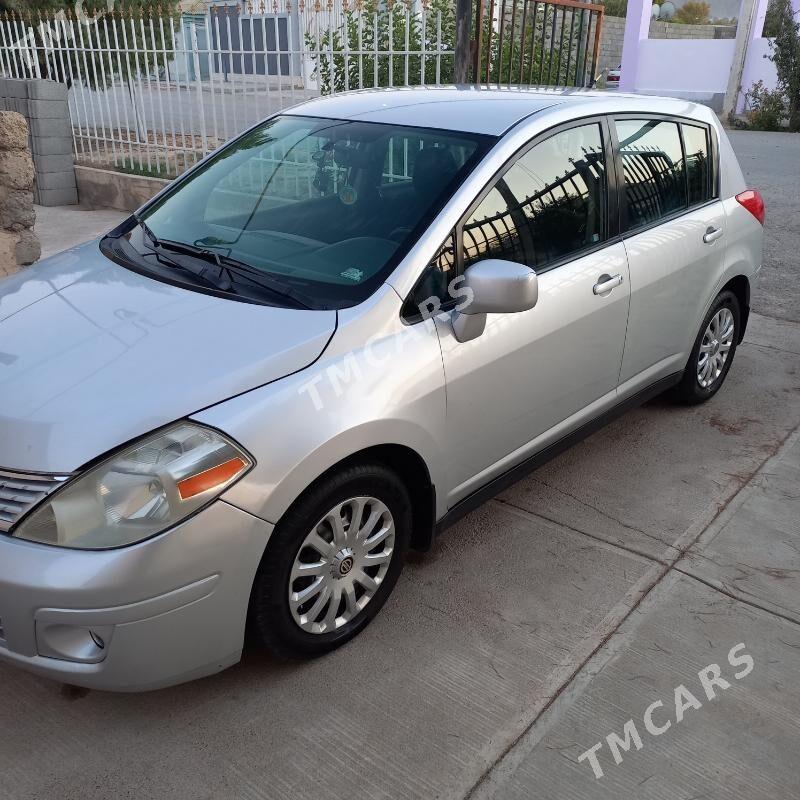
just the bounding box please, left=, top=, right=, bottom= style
left=473, top=0, right=485, bottom=84
left=454, top=0, right=473, bottom=84
left=190, top=19, right=209, bottom=156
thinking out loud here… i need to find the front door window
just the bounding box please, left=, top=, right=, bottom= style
left=462, top=123, right=608, bottom=271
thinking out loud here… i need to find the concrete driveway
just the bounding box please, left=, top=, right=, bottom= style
left=6, top=131, right=800, bottom=800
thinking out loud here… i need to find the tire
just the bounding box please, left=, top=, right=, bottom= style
left=248, top=462, right=412, bottom=659
left=673, top=289, right=740, bottom=405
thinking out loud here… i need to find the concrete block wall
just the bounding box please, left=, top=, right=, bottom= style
left=0, top=78, right=77, bottom=207
left=648, top=21, right=737, bottom=39
left=599, top=16, right=627, bottom=74
left=598, top=16, right=737, bottom=77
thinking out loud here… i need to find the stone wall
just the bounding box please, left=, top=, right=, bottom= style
left=0, top=111, right=40, bottom=277
left=0, top=78, right=78, bottom=207
left=597, top=16, right=737, bottom=77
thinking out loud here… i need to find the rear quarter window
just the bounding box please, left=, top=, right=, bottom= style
left=682, top=123, right=712, bottom=206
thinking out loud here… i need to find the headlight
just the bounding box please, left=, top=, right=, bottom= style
left=12, top=423, right=252, bottom=550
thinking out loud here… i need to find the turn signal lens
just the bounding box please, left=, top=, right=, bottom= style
left=177, top=457, right=248, bottom=500
left=736, top=189, right=765, bottom=225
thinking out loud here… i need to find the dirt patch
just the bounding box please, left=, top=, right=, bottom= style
left=708, top=415, right=760, bottom=435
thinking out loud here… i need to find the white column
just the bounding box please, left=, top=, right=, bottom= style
left=618, top=0, right=652, bottom=92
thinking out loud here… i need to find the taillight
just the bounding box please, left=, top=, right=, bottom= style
left=736, top=189, right=765, bottom=225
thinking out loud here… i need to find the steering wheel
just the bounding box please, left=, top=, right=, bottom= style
left=388, top=227, right=413, bottom=242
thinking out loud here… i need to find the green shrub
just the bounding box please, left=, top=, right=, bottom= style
left=745, top=79, right=787, bottom=130
left=672, top=1, right=711, bottom=24
left=602, top=0, right=628, bottom=18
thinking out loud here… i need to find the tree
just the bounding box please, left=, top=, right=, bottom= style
left=0, top=1, right=108, bottom=12
left=672, top=1, right=711, bottom=24
left=763, top=0, right=784, bottom=37
left=602, top=0, right=628, bottom=18
left=767, top=0, right=800, bottom=130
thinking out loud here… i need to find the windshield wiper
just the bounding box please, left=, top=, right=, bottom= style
left=148, top=247, right=235, bottom=294
left=135, top=220, right=314, bottom=309
left=133, top=212, right=161, bottom=249
left=162, top=238, right=312, bottom=308
left=213, top=255, right=315, bottom=310
left=136, top=223, right=235, bottom=291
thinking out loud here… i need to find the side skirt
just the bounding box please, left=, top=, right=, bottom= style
left=434, top=371, right=683, bottom=537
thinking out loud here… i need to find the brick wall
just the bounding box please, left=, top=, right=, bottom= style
left=597, top=16, right=737, bottom=78
left=0, top=78, right=78, bottom=207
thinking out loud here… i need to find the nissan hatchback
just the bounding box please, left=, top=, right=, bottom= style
left=0, top=88, right=764, bottom=691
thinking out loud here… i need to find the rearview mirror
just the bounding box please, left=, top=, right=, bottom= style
left=452, top=259, right=538, bottom=343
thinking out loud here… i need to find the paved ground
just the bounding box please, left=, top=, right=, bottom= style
left=7, top=132, right=799, bottom=800
left=729, top=130, right=800, bottom=324
left=36, top=205, right=127, bottom=260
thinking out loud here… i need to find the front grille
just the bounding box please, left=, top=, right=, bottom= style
left=0, top=469, right=69, bottom=533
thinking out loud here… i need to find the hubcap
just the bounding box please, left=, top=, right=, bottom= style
left=288, top=496, right=395, bottom=634
left=697, top=307, right=734, bottom=389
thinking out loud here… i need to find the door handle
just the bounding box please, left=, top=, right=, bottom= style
left=703, top=226, right=723, bottom=244
left=593, top=273, right=623, bottom=295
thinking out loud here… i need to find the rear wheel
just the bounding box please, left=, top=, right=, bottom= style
left=673, top=290, right=740, bottom=405
left=248, top=463, right=411, bottom=658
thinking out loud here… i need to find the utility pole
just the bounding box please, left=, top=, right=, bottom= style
left=722, top=0, right=763, bottom=119
left=454, top=0, right=473, bottom=84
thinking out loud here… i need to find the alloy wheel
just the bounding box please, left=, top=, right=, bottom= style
left=697, top=307, right=735, bottom=389
left=288, top=496, right=396, bottom=634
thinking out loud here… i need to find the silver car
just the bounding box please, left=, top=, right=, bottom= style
left=0, top=89, right=764, bottom=691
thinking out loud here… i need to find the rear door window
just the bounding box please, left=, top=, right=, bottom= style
left=615, top=119, right=687, bottom=232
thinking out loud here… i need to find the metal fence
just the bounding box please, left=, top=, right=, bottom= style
left=0, top=4, right=457, bottom=177
left=0, top=2, right=601, bottom=181
left=473, top=0, right=604, bottom=87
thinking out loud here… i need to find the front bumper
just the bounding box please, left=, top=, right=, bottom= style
left=0, top=500, right=273, bottom=692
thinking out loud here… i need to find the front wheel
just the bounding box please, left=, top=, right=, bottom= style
left=248, top=463, right=411, bottom=659
left=673, top=289, right=740, bottom=405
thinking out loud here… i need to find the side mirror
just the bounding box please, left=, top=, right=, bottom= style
left=452, top=259, right=538, bottom=343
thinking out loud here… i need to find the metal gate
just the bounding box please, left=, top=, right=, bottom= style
left=471, top=0, right=604, bottom=87
left=209, top=4, right=298, bottom=79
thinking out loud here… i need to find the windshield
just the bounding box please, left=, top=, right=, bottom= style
left=131, top=115, right=492, bottom=309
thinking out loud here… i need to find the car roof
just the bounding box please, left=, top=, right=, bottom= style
left=287, top=86, right=700, bottom=136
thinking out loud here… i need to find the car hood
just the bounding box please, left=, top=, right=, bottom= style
left=0, top=241, right=337, bottom=473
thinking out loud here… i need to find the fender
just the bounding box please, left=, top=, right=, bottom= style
left=194, top=287, right=448, bottom=526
